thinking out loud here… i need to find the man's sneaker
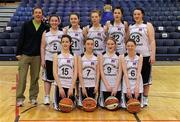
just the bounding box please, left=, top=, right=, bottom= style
left=44, top=96, right=50, bottom=105
left=143, top=97, right=148, bottom=106
left=30, top=99, right=37, bottom=105
left=53, top=103, right=60, bottom=111
left=17, top=100, right=24, bottom=107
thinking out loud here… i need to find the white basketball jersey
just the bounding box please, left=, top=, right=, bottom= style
left=100, top=52, right=121, bottom=91
left=108, top=21, right=126, bottom=54
left=67, top=26, right=84, bottom=55
left=45, top=30, right=64, bottom=61
left=129, top=23, right=150, bottom=57
left=57, top=53, right=74, bottom=88
left=122, top=53, right=143, bottom=93
left=87, top=25, right=106, bottom=55
left=81, top=53, right=98, bottom=87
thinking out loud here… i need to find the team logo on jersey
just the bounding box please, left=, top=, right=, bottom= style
left=58, top=35, right=61, bottom=39
left=75, top=33, right=78, bottom=36
left=118, top=28, right=121, bottom=30
left=91, top=62, right=94, bottom=65
left=139, top=28, right=142, bottom=31
left=111, top=59, right=115, bottom=63
left=97, top=33, right=101, bottom=36
left=67, top=60, right=71, bottom=63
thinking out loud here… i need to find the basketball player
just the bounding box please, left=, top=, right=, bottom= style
left=83, top=10, right=106, bottom=55
left=78, top=38, right=100, bottom=106
left=121, top=39, right=143, bottom=108
left=53, top=35, right=78, bottom=111
left=63, top=13, right=84, bottom=56
left=105, top=6, right=128, bottom=54
left=41, top=15, right=64, bottom=105
left=128, top=8, right=156, bottom=106
left=99, top=37, right=122, bottom=107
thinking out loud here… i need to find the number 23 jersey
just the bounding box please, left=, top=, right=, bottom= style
left=57, top=52, right=75, bottom=88
left=129, top=22, right=150, bottom=57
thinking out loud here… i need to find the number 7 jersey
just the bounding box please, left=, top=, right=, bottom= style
left=80, top=53, right=98, bottom=87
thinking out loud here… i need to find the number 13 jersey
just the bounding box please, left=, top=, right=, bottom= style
left=129, top=22, right=150, bottom=57
left=57, top=53, right=74, bottom=88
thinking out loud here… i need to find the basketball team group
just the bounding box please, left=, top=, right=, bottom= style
left=15, top=5, right=156, bottom=113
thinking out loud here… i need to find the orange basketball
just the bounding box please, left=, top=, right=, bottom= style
left=105, top=96, right=119, bottom=110
left=82, top=97, right=97, bottom=112
left=59, top=98, right=73, bottom=113
left=127, top=98, right=141, bottom=113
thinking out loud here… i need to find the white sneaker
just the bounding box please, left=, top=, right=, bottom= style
left=30, top=99, right=37, bottom=105
left=44, top=96, right=50, bottom=105
left=143, top=97, right=148, bottom=106
left=53, top=103, right=60, bottom=111
left=17, top=100, right=24, bottom=107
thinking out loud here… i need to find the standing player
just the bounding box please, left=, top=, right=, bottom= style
left=78, top=38, right=100, bottom=106
left=41, top=15, right=64, bottom=105
left=63, top=13, right=84, bottom=56
left=105, top=6, right=128, bottom=54
left=99, top=38, right=122, bottom=107
left=128, top=8, right=156, bottom=106
left=53, top=35, right=78, bottom=111
left=83, top=10, right=106, bottom=55
left=121, top=39, right=143, bottom=108
left=16, top=7, right=47, bottom=106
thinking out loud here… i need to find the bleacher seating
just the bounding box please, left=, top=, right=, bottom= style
left=0, top=0, right=180, bottom=61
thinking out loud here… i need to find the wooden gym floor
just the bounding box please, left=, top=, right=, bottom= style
left=0, top=61, right=180, bottom=122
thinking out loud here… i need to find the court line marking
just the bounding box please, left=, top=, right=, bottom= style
left=133, top=113, right=141, bottom=122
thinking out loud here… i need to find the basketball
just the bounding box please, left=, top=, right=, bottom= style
left=105, top=96, right=119, bottom=110
left=59, top=98, right=74, bottom=113
left=127, top=98, right=141, bottom=113
left=82, top=97, right=97, bottom=112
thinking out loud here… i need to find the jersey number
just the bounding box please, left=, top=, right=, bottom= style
left=72, top=40, right=78, bottom=48
left=94, top=40, right=99, bottom=47
left=113, top=34, right=120, bottom=41
left=107, top=67, right=112, bottom=73
left=131, top=35, right=140, bottom=43
left=130, top=69, right=136, bottom=77
left=86, top=69, right=91, bottom=76
left=53, top=43, right=57, bottom=50
left=62, top=68, right=69, bottom=75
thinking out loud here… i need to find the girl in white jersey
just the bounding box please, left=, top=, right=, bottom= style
left=53, top=35, right=77, bottom=111
left=63, top=13, right=84, bottom=56
left=105, top=6, right=128, bottom=54
left=121, top=39, right=143, bottom=108
left=83, top=10, right=106, bottom=55
left=99, top=37, right=122, bottom=107
left=78, top=38, right=100, bottom=106
left=128, top=8, right=156, bottom=106
left=41, top=15, right=64, bottom=105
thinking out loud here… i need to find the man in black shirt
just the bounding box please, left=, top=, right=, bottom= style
left=16, top=6, right=47, bottom=106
